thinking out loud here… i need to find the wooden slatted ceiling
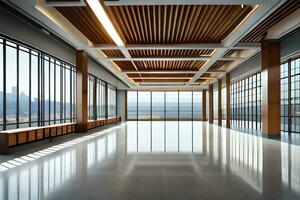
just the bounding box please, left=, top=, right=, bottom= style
left=241, top=0, right=300, bottom=42
left=134, top=79, right=189, bottom=83
left=56, top=6, right=114, bottom=44
left=102, top=50, right=124, bottom=57
left=133, top=61, right=206, bottom=71
left=114, top=61, right=136, bottom=71
left=106, top=5, right=252, bottom=44
left=129, top=49, right=213, bottom=57
left=128, top=74, right=194, bottom=78
left=209, top=60, right=232, bottom=70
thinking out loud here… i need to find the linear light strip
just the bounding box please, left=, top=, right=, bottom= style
left=86, top=0, right=124, bottom=46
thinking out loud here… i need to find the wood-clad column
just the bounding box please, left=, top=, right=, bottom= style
left=202, top=90, right=207, bottom=121
left=209, top=84, right=214, bottom=124
left=261, top=40, right=281, bottom=138
left=76, top=50, right=88, bottom=133
left=218, top=79, right=222, bottom=126
left=226, top=73, right=231, bottom=129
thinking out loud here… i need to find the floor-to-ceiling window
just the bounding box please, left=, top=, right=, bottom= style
left=230, top=72, right=261, bottom=131
left=108, top=84, right=116, bottom=118
left=138, top=91, right=151, bottom=120
left=222, top=86, right=226, bottom=127
left=213, top=89, right=218, bottom=124
left=0, top=35, right=76, bottom=130
left=88, top=74, right=117, bottom=120
left=281, top=57, right=300, bottom=133
left=127, top=91, right=203, bottom=121
left=127, top=91, right=137, bottom=120
left=166, top=91, right=178, bottom=120
left=193, top=91, right=202, bottom=120
left=152, top=92, right=165, bottom=120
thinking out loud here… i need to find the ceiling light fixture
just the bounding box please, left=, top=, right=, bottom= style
left=86, top=0, right=124, bottom=46
left=241, top=4, right=244, bottom=8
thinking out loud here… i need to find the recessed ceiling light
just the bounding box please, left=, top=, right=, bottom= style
left=86, top=0, right=124, bottom=46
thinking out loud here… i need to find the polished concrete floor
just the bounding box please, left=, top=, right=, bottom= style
left=0, top=121, right=300, bottom=200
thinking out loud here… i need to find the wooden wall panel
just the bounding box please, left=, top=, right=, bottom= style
left=209, top=84, right=214, bottom=124
left=226, top=73, right=231, bottom=129
left=218, top=79, right=222, bottom=126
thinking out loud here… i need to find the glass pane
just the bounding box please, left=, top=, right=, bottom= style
left=179, top=91, right=192, bottom=120
left=138, top=91, right=150, bottom=120
left=6, top=45, right=17, bottom=129
left=50, top=60, right=55, bottom=124
left=19, top=48, right=30, bottom=127
left=31, top=54, right=39, bottom=125
left=193, top=91, right=202, bottom=120
left=152, top=92, right=164, bottom=120
left=44, top=57, right=50, bottom=125
left=127, top=91, right=137, bottom=120
left=166, top=91, right=178, bottom=120
left=55, top=62, right=61, bottom=123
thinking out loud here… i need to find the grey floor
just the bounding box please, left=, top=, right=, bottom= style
left=0, top=121, right=299, bottom=200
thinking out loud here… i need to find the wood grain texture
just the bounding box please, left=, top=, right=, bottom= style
left=241, top=0, right=300, bottom=42
left=261, top=40, right=281, bottom=137
left=76, top=50, right=89, bottom=133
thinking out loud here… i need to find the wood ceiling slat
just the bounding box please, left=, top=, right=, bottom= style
left=129, top=49, right=213, bottom=57
left=134, top=79, right=189, bottom=83
left=102, top=50, right=124, bottom=57
left=241, top=0, right=300, bottom=42
left=57, top=6, right=113, bottom=44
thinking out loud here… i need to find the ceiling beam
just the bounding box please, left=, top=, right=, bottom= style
left=124, top=70, right=198, bottom=74
left=91, top=43, right=261, bottom=50
left=187, top=1, right=286, bottom=85
left=41, top=0, right=86, bottom=7
left=103, top=0, right=271, bottom=6
left=100, top=56, right=246, bottom=61
left=132, top=77, right=192, bottom=80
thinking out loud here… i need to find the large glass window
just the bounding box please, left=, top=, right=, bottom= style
left=127, top=91, right=203, bottom=121
left=0, top=35, right=76, bottom=130
left=222, top=87, right=226, bottom=127
left=138, top=91, right=151, bottom=120
left=213, top=90, right=218, bottom=124
left=108, top=85, right=117, bottom=118
left=230, top=73, right=261, bottom=131
left=127, top=91, right=137, bottom=120
left=281, top=58, right=300, bottom=133
left=179, top=91, right=192, bottom=120
left=166, top=91, right=178, bottom=120
left=88, top=74, right=117, bottom=120
left=291, top=58, right=300, bottom=133
left=193, top=91, right=202, bottom=120
left=152, top=92, right=165, bottom=120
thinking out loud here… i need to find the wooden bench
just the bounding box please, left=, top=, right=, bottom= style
left=0, top=123, right=76, bottom=154
left=87, top=116, right=121, bottom=130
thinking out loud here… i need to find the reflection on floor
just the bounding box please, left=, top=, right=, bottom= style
left=0, top=121, right=299, bottom=200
